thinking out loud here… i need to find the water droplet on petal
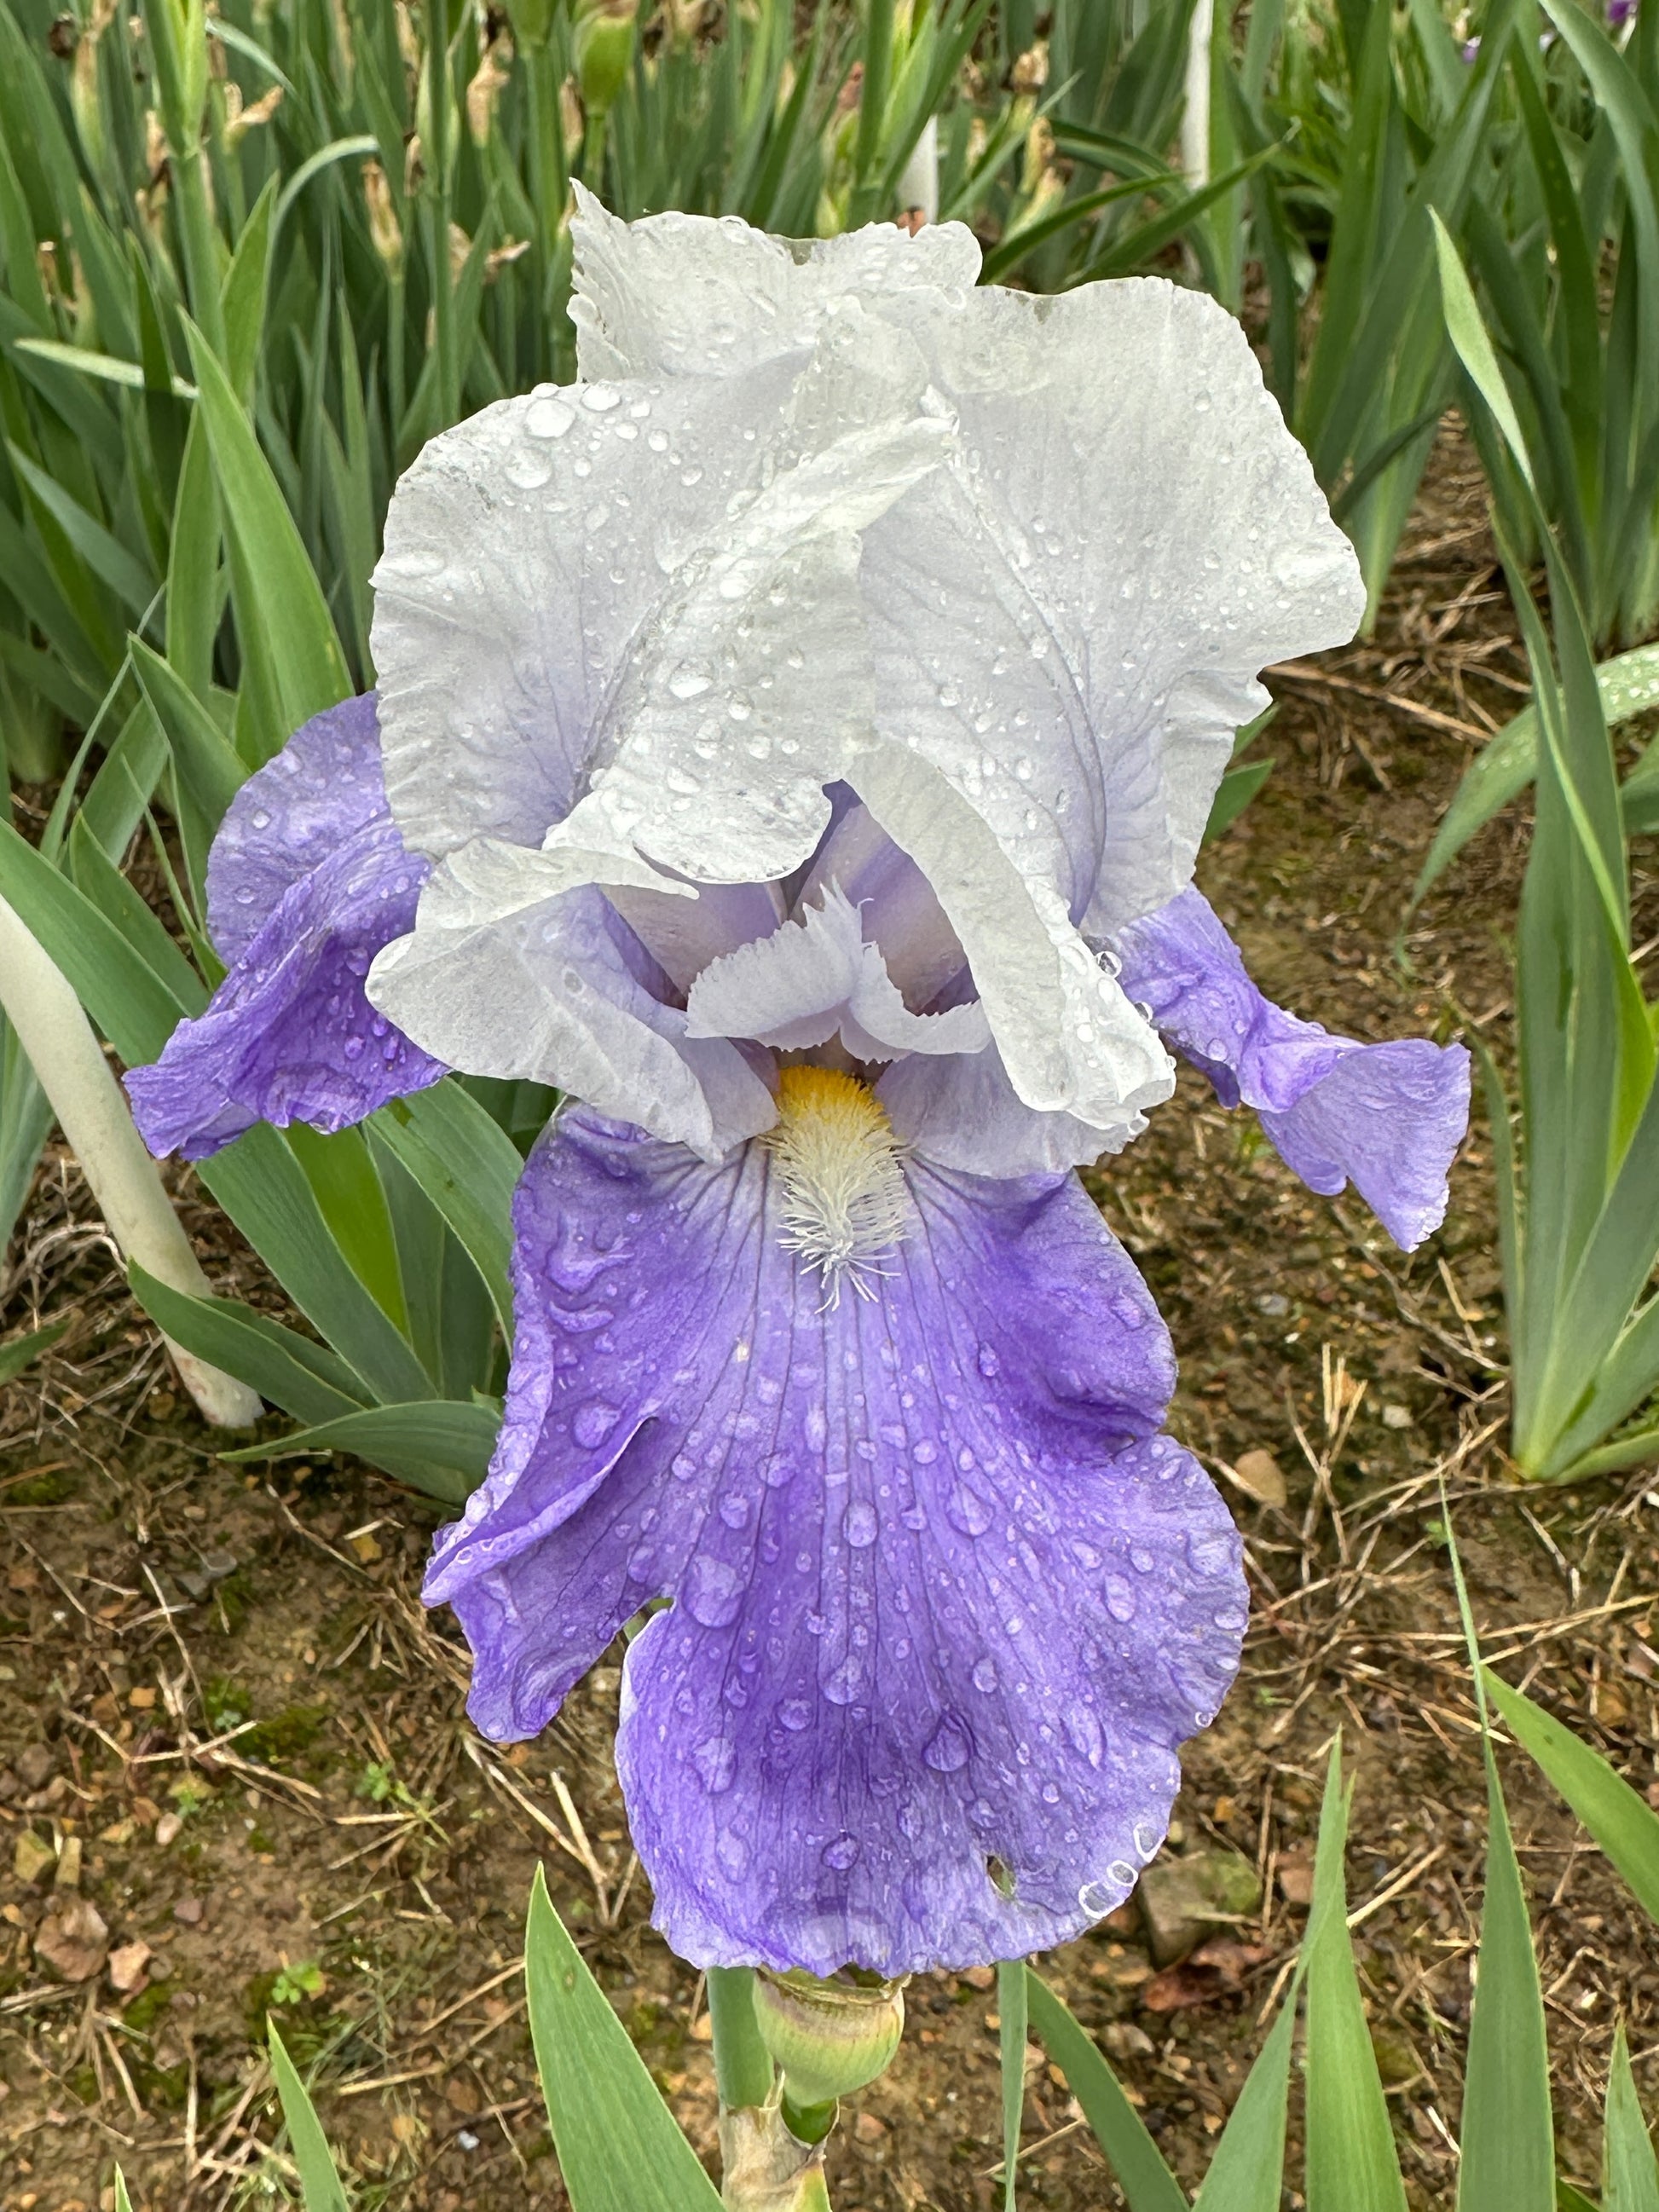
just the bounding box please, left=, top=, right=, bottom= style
left=1064, top=1703, right=1104, bottom=1765
left=716, top=1829, right=749, bottom=1878
left=580, top=382, right=622, bottom=412
left=1103, top=1576, right=1137, bottom=1624
left=506, top=446, right=553, bottom=489
left=843, top=1502, right=877, bottom=1548
left=946, top=1487, right=991, bottom=1537
left=525, top=396, right=575, bottom=438
left=683, top=1554, right=743, bottom=1629
left=692, top=1736, right=736, bottom=1793
left=1133, top=1821, right=1163, bottom=1861
left=922, top=1717, right=971, bottom=1773
left=821, top=1834, right=860, bottom=1871
left=971, top=1658, right=998, bottom=1694
left=571, top=1401, right=621, bottom=1449
left=777, top=1697, right=812, bottom=1732
left=1186, top=1530, right=1235, bottom=1579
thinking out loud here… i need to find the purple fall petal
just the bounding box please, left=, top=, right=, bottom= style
left=425, top=1111, right=1245, bottom=1977
left=1115, top=886, right=1470, bottom=1250
left=127, top=696, right=446, bottom=1161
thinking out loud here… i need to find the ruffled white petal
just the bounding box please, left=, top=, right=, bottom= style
left=852, top=742, right=1173, bottom=1143
left=367, top=879, right=773, bottom=1160
left=865, top=278, right=1365, bottom=933
left=371, top=308, right=946, bottom=870
left=685, top=887, right=990, bottom=1060
left=878, top=1042, right=1129, bottom=1177
left=569, top=182, right=982, bottom=384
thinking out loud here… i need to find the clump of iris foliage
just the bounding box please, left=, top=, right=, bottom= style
left=1, top=1, right=1658, bottom=2205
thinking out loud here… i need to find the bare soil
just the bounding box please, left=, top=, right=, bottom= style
left=3, top=426, right=1658, bottom=2212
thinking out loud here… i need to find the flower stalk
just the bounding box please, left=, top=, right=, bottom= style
left=0, top=892, right=259, bottom=1427
left=707, top=1967, right=907, bottom=2208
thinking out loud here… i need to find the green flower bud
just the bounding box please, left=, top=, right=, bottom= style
left=750, top=1970, right=906, bottom=2112
left=573, top=1, right=636, bottom=121
left=503, top=0, right=558, bottom=49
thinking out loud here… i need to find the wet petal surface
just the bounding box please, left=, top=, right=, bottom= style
left=128, top=699, right=446, bottom=1160
left=426, top=1111, right=1245, bottom=1975
left=1117, top=887, right=1471, bottom=1249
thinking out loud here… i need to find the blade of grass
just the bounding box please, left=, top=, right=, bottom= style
left=1605, top=2023, right=1659, bottom=2212
left=268, top=2020, right=352, bottom=2212
left=1483, top=1669, right=1659, bottom=1926
left=524, top=1865, right=725, bottom=2210
left=1305, top=1736, right=1408, bottom=2212
left=997, top=1955, right=1027, bottom=2211
left=1448, top=1519, right=1556, bottom=2212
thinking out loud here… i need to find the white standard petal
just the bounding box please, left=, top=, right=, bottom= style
left=860, top=276, right=1366, bottom=935
left=685, top=887, right=990, bottom=1061
left=568, top=182, right=982, bottom=383
left=541, top=303, right=952, bottom=890
left=373, top=305, right=951, bottom=888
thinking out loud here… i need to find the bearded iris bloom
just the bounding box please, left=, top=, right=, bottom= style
left=130, top=193, right=1467, bottom=1977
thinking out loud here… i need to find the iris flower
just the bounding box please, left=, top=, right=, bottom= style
left=130, top=193, right=1468, bottom=1978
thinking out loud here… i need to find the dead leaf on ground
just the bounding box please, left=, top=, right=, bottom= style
left=1228, top=1449, right=1287, bottom=1507
left=1277, top=1851, right=1315, bottom=1907
left=34, top=1897, right=109, bottom=1982
left=108, top=1938, right=152, bottom=1993
left=1142, top=1938, right=1269, bottom=2013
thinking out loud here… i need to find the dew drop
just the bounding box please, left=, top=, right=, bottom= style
left=1064, top=1703, right=1104, bottom=1766
left=525, top=396, right=575, bottom=439
left=571, top=1401, right=621, bottom=1449
left=692, top=1736, right=736, bottom=1793
left=715, top=1829, right=749, bottom=1879
left=777, top=1696, right=812, bottom=1732
left=922, top=1717, right=971, bottom=1773
left=1133, top=1821, right=1163, bottom=1861
left=506, top=446, right=553, bottom=490
left=1103, top=1575, right=1137, bottom=1624
left=683, top=1554, right=743, bottom=1628
left=971, top=1657, right=998, bottom=1694
left=580, top=382, right=622, bottom=412
left=1077, top=1879, right=1117, bottom=1918
left=1186, top=1531, right=1235, bottom=1578
left=946, top=1487, right=992, bottom=1538
left=976, top=1343, right=1000, bottom=1379
left=843, top=1502, right=877, bottom=1549
left=821, top=1834, right=860, bottom=1871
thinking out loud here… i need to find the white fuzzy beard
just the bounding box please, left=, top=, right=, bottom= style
left=763, top=1066, right=911, bottom=1307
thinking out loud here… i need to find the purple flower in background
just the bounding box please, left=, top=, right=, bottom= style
left=130, top=193, right=1469, bottom=1975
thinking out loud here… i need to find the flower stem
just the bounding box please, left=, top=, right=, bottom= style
left=708, top=1967, right=774, bottom=2112
left=710, top=1968, right=833, bottom=2209
left=0, top=892, right=260, bottom=1428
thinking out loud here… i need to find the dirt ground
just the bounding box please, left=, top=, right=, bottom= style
left=3, top=425, right=1659, bottom=2212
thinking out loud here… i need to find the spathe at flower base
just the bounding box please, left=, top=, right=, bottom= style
left=125, top=189, right=1471, bottom=1989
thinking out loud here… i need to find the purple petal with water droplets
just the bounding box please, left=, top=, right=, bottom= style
left=1116, top=887, right=1470, bottom=1250
left=127, top=697, right=446, bottom=1160
left=207, top=693, right=389, bottom=962
left=425, top=1110, right=1246, bottom=1976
